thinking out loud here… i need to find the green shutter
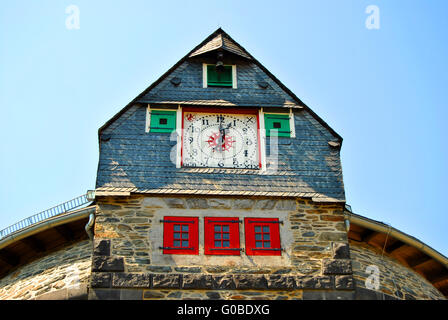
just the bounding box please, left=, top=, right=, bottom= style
left=150, top=110, right=176, bottom=133
left=207, top=65, right=233, bottom=87
left=264, top=114, right=291, bottom=137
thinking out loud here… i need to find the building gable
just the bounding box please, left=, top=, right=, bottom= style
left=96, top=28, right=345, bottom=202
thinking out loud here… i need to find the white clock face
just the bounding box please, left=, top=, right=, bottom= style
left=182, top=111, right=260, bottom=169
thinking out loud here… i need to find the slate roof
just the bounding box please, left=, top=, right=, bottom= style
left=137, top=59, right=300, bottom=108
left=96, top=28, right=345, bottom=202
left=189, top=32, right=252, bottom=59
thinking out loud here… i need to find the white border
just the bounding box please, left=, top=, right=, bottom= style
left=145, top=104, right=151, bottom=133
left=232, top=65, right=237, bottom=89
left=289, top=108, right=296, bottom=138
left=259, top=107, right=267, bottom=172
left=176, top=105, right=182, bottom=168
left=202, top=63, right=207, bottom=88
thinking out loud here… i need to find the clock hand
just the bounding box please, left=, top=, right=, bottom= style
left=218, top=118, right=225, bottom=152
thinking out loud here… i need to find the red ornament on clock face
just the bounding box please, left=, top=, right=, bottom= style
left=206, top=132, right=236, bottom=152
left=181, top=109, right=260, bottom=169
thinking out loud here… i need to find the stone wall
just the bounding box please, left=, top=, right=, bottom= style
left=0, top=240, right=91, bottom=300
left=349, top=241, right=445, bottom=300
left=90, top=195, right=354, bottom=300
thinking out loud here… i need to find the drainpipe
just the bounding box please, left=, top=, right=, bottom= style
left=85, top=213, right=95, bottom=241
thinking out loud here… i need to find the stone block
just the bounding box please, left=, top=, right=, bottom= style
left=233, top=199, right=255, bottom=209
left=35, top=289, right=67, bottom=300
left=266, top=275, right=295, bottom=290
left=384, top=294, right=398, bottom=300
left=92, top=256, right=125, bottom=272
left=67, top=284, right=88, bottom=300
left=89, top=288, right=121, bottom=300
left=167, top=291, right=183, bottom=299
left=98, top=204, right=121, bottom=211
left=320, top=215, right=344, bottom=221
left=333, top=243, right=350, bottom=259
left=205, top=266, right=229, bottom=273
left=91, top=272, right=112, bottom=288
left=142, top=197, right=167, bottom=208
left=152, top=274, right=181, bottom=289
left=205, top=292, right=221, bottom=300
left=112, top=273, right=151, bottom=288
left=143, top=290, right=165, bottom=299
left=122, top=217, right=149, bottom=224
left=213, top=275, right=236, bottom=290
left=354, top=287, right=384, bottom=300
left=322, top=259, right=352, bottom=275
left=234, top=275, right=267, bottom=290
left=294, top=245, right=327, bottom=252
left=208, top=199, right=232, bottom=209
left=335, top=275, right=354, bottom=290
left=174, top=267, right=202, bottom=273
left=253, top=199, right=277, bottom=210
left=302, top=291, right=325, bottom=300
left=147, top=266, right=172, bottom=273
left=185, top=198, right=209, bottom=209
left=273, top=268, right=292, bottom=274
left=120, top=289, right=143, bottom=300
left=162, top=198, right=186, bottom=208
left=93, top=239, right=111, bottom=256
left=325, top=291, right=355, bottom=300
left=182, top=275, right=214, bottom=289
left=296, top=275, right=333, bottom=289
left=301, top=232, right=315, bottom=237
left=319, top=232, right=347, bottom=242
left=275, top=199, right=297, bottom=211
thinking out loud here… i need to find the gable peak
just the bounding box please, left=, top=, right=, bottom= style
left=189, top=28, right=252, bottom=60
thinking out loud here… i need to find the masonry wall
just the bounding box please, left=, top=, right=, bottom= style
left=0, top=240, right=91, bottom=300
left=349, top=241, right=445, bottom=300
left=90, top=195, right=355, bottom=300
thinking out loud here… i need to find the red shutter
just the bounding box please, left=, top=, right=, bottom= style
left=204, top=217, right=241, bottom=255
left=162, top=216, right=199, bottom=255
left=244, top=217, right=282, bottom=256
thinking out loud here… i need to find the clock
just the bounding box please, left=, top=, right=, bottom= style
left=181, top=109, right=260, bottom=169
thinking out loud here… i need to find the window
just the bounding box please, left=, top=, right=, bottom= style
left=244, top=218, right=282, bottom=256
left=161, top=216, right=199, bottom=254
left=264, top=114, right=291, bottom=137
left=150, top=110, right=176, bottom=133
left=206, top=65, right=233, bottom=87
left=204, top=217, right=241, bottom=255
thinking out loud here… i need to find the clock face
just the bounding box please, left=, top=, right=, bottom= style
left=182, top=111, right=260, bottom=169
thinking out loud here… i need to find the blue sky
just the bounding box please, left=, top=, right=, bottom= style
left=1, top=0, right=447, bottom=256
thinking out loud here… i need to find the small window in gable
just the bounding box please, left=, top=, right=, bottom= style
left=264, top=114, right=291, bottom=137
left=150, top=110, right=176, bottom=133
left=161, top=216, right=199, bottom=255
left=206, top=65, right=233, bottom=87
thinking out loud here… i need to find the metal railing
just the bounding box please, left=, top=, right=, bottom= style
left=0, top=194, right=91, bottom=240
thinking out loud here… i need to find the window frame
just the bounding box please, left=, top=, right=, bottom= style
left=244, top=217, right=282, bottom=256
left=204, top=217, right=241, bottom=255
left=264, top=113, right=291, bottom=137
left=203, top=63, right=237, bottom=89
left=162, top=216, right=199, bottom=255
left=148, top=109, right=177, bottom=133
